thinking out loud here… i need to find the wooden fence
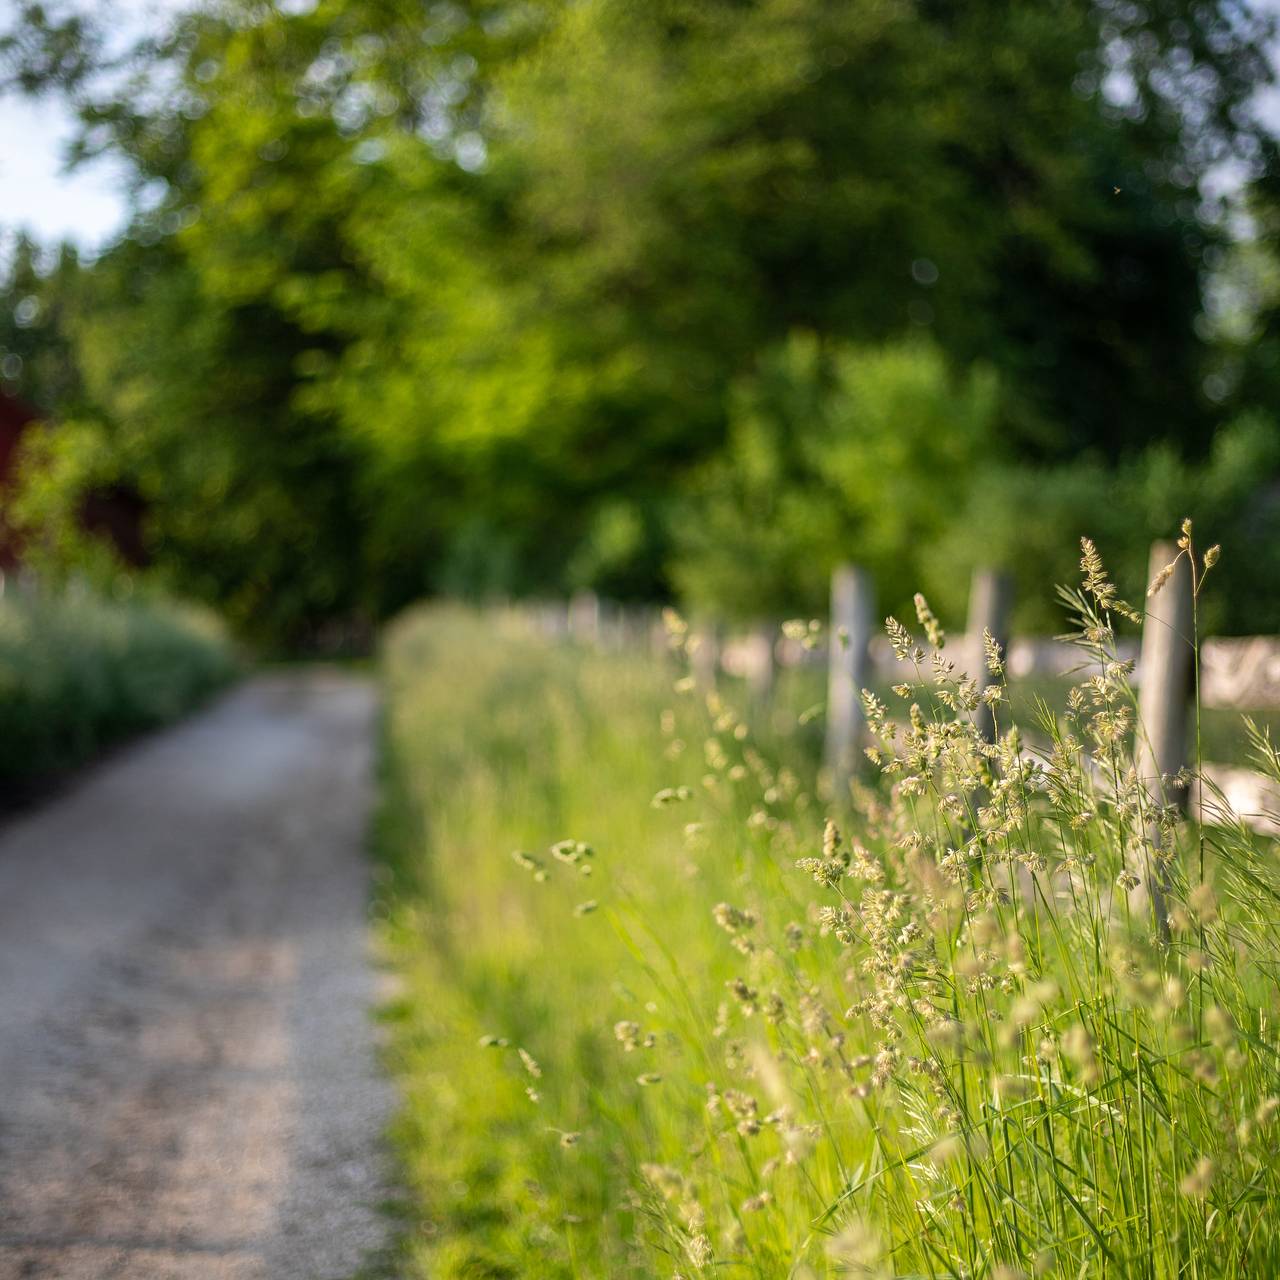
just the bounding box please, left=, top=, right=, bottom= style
left=525, top=544, right=1280, bottom=835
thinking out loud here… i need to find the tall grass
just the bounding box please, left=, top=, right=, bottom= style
left=376, top=530, right=1280, bottom=1279
left=0, top=583, right=236, bottom=783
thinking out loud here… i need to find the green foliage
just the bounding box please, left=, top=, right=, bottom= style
left=0, top=234, right=86, bottom=410
left=935, top=412, right=1280, bottom=633
left=670, top=335, right=1001, bottom=623
left=670, top=336, right=1280, bottom=635
left=668, top=334, right=845, bottom=622
left=378, top=540, right=1280, bottom=1278
left=8, top=235, right=375, bottom=648
left=3, top=0, right=1279, bottom=638
left=492, top=0, right=1233, bottom=458
left=0, top=583, right=235, bottom=782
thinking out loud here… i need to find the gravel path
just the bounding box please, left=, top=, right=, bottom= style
left=0, top=671, right=393, bottom=1280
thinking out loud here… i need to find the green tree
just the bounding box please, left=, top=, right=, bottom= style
left=935, top=413, right=1280, bottom=635
left=670, top=335, right=1000, bottom=623
left=491, top=0, right=1274, bottom=458
left=0, top=234, right=86, bottom=413
left=14, top=238, right=372, bottom=646
left=3, top=0, right=1278, bottom=639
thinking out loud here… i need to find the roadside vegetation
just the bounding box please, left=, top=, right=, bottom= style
left=0, top=583, right=235, bottom=785
left=377, top=531, right=1280, bottom=1278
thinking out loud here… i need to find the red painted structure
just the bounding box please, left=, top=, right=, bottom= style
left=0, top=392, right=37, bottom=571
left=0, top=391, right=147, bottom=570
left=0, top=391, right=35, bottom=480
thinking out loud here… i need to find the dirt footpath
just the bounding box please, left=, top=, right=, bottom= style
left=0, top=671, right=393, bottom=1280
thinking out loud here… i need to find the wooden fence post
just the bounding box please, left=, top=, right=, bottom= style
left=617, top=604, right=648, bottom=653
left=967, top=567, right=1014, bottom=742
left=1137, top=539, right=1194, bottom=933
left=539, top=600, right=569, bottom=640
left=568, top=591, right=600, bottom=646
left=746, top=622, right=776, bottom=707
left=691, top=620, right=720, bottom=692
left=825, top=564, right=875, bottom=801
left=649, top=609, right=671, bottom=660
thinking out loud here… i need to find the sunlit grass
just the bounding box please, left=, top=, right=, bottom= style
left=376, top=534, right=1280, bottom=1279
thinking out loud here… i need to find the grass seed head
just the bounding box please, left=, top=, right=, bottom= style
left=913, top=592, right=945, bottom=649
left=1147, top=560, right=1177, bottom=597
left=1180, top=1156, right=1215, bottom=1198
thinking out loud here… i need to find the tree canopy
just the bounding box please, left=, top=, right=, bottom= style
left=3, top=0, right=1278, bottom=642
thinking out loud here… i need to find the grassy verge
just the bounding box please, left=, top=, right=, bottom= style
left=377, top=541, right=1280, bottom=1278
left=375, top=606, right=763, bottom=1276
left=0, top=584, right=236, bottom=785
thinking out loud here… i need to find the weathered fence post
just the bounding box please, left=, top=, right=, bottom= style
left=825, top=564, right=875, bottom=801
left=967, top=567, right=1014, bottom=742
left=691, top=620, right=720, bottom=692
left=568, top=591, right=601, bottom=646
left=617, top=604, right=647, bottom=653
left=1137, top=540, right=1194, bottom=933
left=539, top=600, right=569, bottom=641
left=649, top=608, right=672, bottom=660
left=746, top=621, right=776, bottom=707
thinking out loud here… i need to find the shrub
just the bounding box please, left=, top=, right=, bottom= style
left=0, top=583, right=236, bottom=783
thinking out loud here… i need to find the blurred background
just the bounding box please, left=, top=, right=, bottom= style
left=3, top=0, right=1280, bottom=651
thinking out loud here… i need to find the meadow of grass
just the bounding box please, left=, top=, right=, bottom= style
left=0, top=582, right=236, bottom=784
left=376, top=529, right=1280, bottom=1279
